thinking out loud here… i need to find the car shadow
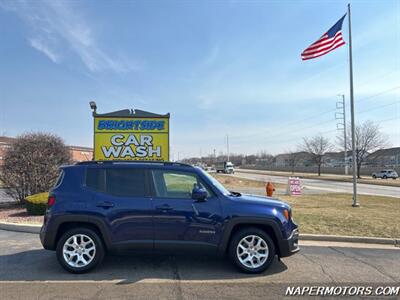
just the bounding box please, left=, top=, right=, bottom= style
left=0, top=249, right=288, bottom=282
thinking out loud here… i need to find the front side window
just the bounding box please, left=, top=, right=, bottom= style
left=152, top=170, right=211, bottom=199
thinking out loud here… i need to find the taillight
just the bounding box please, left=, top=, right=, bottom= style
left=48, top=195, right=56, bottom=207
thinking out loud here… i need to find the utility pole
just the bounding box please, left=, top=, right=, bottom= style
left=213, top=149, right=216, bottom=163
left=348, top=3, right=359, bottom=207
left=226, top=134, right=230, bottom=161
left=336, top=94, right=348, bottom=175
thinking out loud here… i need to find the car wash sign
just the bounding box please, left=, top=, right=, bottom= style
left=93, top=109, right=169, bottom=161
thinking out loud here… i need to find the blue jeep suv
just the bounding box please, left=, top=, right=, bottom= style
left=40, top=161, right=299, bottom=274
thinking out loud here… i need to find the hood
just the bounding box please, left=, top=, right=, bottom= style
left=232, top=193, right=290, bottom=209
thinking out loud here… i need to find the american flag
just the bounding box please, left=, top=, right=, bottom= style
left=301, top=15, right=346, bottom=60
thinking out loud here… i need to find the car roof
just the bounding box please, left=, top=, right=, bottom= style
left=74, top=160, right=195, bottom=169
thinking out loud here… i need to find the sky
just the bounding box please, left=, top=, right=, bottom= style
left=0, top=0, right=399, bottom=159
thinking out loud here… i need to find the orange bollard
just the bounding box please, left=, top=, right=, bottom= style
left=266, top=182, right=275, bottom=197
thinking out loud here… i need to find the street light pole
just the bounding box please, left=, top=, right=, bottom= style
left=226, top=134, right=230, bottom=161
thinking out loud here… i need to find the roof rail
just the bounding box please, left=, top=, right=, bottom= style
left=75, top=160, right=193, bottom=168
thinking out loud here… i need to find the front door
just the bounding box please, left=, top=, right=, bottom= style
left=151, top=169, right=223, bottom=251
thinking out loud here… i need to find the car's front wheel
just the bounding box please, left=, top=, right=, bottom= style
left=56, top=227, right=105, bottom=273
left=229, top=227, right=275, bottom=273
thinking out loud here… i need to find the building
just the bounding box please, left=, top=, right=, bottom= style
left=0, top=136, right=93, bottom=165
left=0, top=136, right=14, bottom=165
left=366, top=147, right=400, bottom=167
left=274, top=151, right=311, bottom=167
left=323, top=151, right=353, bottom=167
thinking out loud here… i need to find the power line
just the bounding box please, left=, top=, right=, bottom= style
left=231, top=108, right=336, bottom=140
left=358, top=101, right=400, bottom=114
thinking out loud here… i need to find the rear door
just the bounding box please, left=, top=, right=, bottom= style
left=85, top=166, right=153, bottom=248
left=150, top=169, right=223, bottom=251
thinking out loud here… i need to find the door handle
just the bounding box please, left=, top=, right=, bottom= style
left=155, top=204, right=173, bottom=211
left=96, top=201, right=114, bottom=208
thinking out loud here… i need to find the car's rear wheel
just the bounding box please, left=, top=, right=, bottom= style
left=229, top=227, right=275, bottom=273
left=56, top=227, right=105, bottom=273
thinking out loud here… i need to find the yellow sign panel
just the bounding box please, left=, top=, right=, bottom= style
left=94, top=117, right=169, bottom=161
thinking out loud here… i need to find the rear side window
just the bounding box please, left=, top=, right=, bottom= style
left=86, top=167, right=145, bottom=197
left=86, top=168, right=106, bottom=192
left=106, top=168, right=145, bottom=197
left=53, top=170, right=65, bottom=188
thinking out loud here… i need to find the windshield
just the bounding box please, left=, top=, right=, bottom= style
left=198, top=168, right=231, bottom=196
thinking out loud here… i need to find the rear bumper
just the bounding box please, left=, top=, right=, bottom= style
left=40, top=223, right=57, bottom=250
left=279, top=228, right=300, bottom=257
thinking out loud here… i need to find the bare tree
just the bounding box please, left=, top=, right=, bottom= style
left=286, top=150, right=302, bottom=174
left=337, top=120, right=388, bottom=178
left=300, top=135, right=332, bottom=176
left=0, top=133, right=71, bottom=203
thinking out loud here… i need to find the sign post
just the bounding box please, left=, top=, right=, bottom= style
left=92, top=108, right=170, bottom=161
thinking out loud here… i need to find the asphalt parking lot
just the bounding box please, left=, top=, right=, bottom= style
left=0, top=230, right=399, bottom=299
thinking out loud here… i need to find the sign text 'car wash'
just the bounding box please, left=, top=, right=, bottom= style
left=93, top=109, right=169, bottom=161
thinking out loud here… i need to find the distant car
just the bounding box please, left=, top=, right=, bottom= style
left=372, top=169, right=398, bottom=179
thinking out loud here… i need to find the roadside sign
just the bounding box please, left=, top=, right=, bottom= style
left=93, top=109, right=170, bottom=161
left=287, top=177, right=301, bottom=196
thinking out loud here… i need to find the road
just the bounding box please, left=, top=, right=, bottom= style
left=235, top=170, right=400, bottom=198
left=0, top=188, right=15, bottom=204
left=0, top=230, right=399, bottom=299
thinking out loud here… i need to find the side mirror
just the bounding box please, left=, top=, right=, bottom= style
left=192, top=186, right=208, bottom=202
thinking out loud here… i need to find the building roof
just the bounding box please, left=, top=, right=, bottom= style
left=368, top=147, right=400, bottom=159
left=93, top=109, right=169, bottom=118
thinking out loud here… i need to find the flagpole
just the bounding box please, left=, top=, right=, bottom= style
left=347, top=3, right=359, bottom=207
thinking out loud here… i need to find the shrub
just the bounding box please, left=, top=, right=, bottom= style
left=0, top=132, right=71, bottom=203
left=25, top=192, right=49, bottom=215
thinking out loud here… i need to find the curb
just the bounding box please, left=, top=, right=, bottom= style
left=0, top=221, right=399, bottom=247
left=0, top=221, right=41, bottom=234
left=300, top=233, right=399, bottom=246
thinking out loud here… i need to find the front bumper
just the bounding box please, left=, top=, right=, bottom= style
left=279, top=228, right=300, bottom=257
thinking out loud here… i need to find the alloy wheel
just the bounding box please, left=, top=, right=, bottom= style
left=62, top=234, right=96, bottom=268
left=236, top=235, right=269, bottom=269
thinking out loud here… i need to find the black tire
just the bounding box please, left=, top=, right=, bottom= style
left=229, top=227, right=276, bottom=274
left=56, top=227, right=105, bottom=274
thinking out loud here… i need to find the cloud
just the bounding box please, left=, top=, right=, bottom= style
left=0, top=0, right=138, bottom=73
left=29, top=37, right=59, bottom=63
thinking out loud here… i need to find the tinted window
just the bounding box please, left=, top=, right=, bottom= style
left=152, top=170, right=211, bottom=199
left=53, top=170, right=65, bottom=188
left=86, top=168, right=106, bottom=192
left=106, top=168, right=145, bottom=197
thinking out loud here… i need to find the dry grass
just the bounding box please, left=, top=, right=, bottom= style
left=213, top=174, right=286, bottom=189
left=280, top=193, right=400, bottom=238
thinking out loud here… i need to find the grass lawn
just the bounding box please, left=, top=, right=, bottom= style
left=279, top=193, right=400, bottom=239
left=213, top=174, right=286, bottom=189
